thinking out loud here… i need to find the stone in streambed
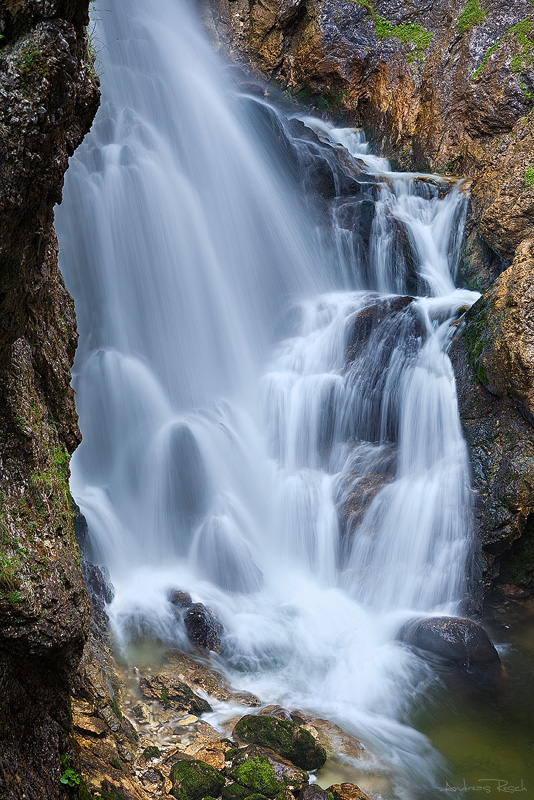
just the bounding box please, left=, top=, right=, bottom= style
left=299, top=786, right=330, bottom=800
left=398, top=616, right=500, bottom=666
left=140, top=674, right=212, bottom=714
left=327, top=783, right=374, bottom=800
left=222, top=783, right=270, bottom=800
left=185, top=602, right=224, bottom=653
left=228, top=744, right=308, bottom=796
left=233, top=715, right=326, bottom=770
left=170, top=589, right=193, bottom=609
left=170, top=758, right=225, bottom=800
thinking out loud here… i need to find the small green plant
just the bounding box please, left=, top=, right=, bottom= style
left=60, top=767, right=81, bottom=787
left=111, top=695, right=122, bottom=718
left=0, top=554, right=21, bottom=593
left=19, top=46, right=49, bottom=78
left=525, top=164, right=534, bottom=186
left=456, top=0, right=487, bottom=35
left=160, top=687, right=171, bottom=708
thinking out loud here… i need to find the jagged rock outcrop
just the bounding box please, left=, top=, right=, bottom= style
left=451, top=242, right=534, bottom=596
left=0, top=1, right=99, bottom=797
left=206, top=0, right=534, bottom=275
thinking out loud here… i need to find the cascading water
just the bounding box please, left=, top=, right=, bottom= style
left=55, top=1, right=482, bottom=796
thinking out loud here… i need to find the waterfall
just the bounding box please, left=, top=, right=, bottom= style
left=55, top=0, right=480, bottom=793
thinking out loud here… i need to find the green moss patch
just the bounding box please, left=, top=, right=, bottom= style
left=233, top=716, right=326, bottom=771
left=525, top=164, right=534, bottom=186
left=142, top=745, right=161, bottom=761
left=473, top=17, right=534, bottom=88
left=350, top=0, right=432, bottom=64
left=456, top=0, right=487, bottom=35
left=229, top=756, right=284, bottom=798
left=170, top=759, right=225, bottom=800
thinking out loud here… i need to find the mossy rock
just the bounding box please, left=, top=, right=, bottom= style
left=228, top=745, right=308, bottom=797
left=142, top=745, right=161, bottom=761
left=140, top=675, right=212, bottom=714
left=229, top=755, right=285, bottom=798
left=222, top=785, right=269, bottom=800
left=170, top=758, right=225, bottom=800
left=233, top=715, right=326, bottom=771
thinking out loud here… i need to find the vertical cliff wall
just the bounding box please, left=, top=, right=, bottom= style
left=0, top=1, right=99, bottom=797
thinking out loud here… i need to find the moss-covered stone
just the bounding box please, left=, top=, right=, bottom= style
left=233, top=715, right=326, bottom=771
left=228, top=745, right=308, bottom=796
left=142, top=745, right=161, bottom=761
left=222, top=783, right=269, bottom=800
left=170, top=758, right=226, bottom=800
left=229, top=756, right=285, bottom=797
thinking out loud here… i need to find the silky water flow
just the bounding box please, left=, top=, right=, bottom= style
left=55, top=0, right=481, bottom=796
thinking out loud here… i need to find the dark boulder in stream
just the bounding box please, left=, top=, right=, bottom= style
left=184, top=602, right=224, bottom=653
left=399, top=616, right=500, bottom=667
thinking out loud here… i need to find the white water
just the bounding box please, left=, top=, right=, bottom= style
left=55, top=1, right=480, bottom=796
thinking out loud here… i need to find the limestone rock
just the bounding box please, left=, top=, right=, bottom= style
left=451, top=257, right=534, bottom=594
left=140, top=674, right=212, bottom=714
left=463, top=239, right=534, bottom=422
left=327, top=783, right=374, bottom=800
left=208, top=0, right=534, bottom=269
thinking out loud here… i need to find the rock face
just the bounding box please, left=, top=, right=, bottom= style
left=451, top=245, right=534, bottom=595
left=0, top=1, right=99, bottom=797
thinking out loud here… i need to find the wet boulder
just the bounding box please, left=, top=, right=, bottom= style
left=227, top=744, right=309, bottom=796
left=170, top=758, right=225, bottom=800
left=139, top=674, right=212, bottom=714
left=170, top=589, right=193, bottom=610
left=327, top=783, right=374, bottom=800
left=399, top=616, right=500, bottom=667
left=299, top=786, right=330, bottom=800
left=233, top=714, right=326, bottom=771
left=184, top=602, right=224, bottom=653
left=345, top=296, right=420, bottom=365
left=222, top=784, right=270, bottom=800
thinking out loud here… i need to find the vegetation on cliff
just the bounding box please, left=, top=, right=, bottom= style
left=0, top=0, right=99, bottom=797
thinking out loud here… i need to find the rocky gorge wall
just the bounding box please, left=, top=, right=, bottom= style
left=204, top=0, right=534, bottom=598
left=0, top=0, right=99, bottom=796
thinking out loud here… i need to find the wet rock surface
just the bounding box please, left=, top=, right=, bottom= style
left=184, top=602, right=225, bottom=653
left=399, top=616, right=500, bottom=666
left=451, top=246, right=534, bottom=595
left=70, top=642, right=377, bottom=800
left=228, top=744, right=309, bottom=796
left=233, top=714, right=327, bottom=771
left=0, top=0, right=99, bottom=796
left=326, top=784, right=374, bottom=800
